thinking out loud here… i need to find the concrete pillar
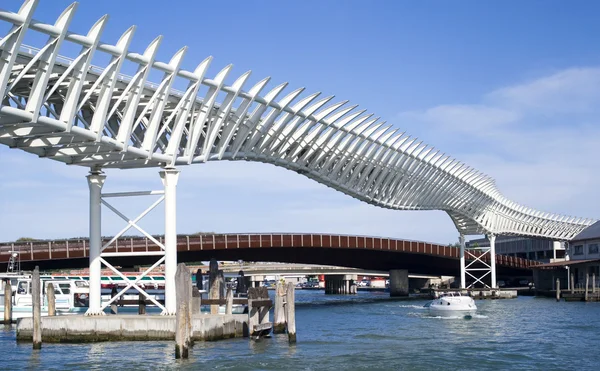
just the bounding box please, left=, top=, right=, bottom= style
left=160, top=167, right=180, bottom=315
left=86, top=170, right=105, bottom=316
left=488, top=234, right=497, bottom=289
left=459, top=234, right=466, bottom=289
left=389, top=269, right=409, bottom=297
left=325, top=275, right=346, bottom=295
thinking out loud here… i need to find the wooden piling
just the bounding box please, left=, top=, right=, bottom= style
left=209, top=259, right=220, bottom=314
left=208, top=259, right=218, bottom=292
left=247, top=289, right=258, bottom=338
left=191, top=287, right=201, bottom=315
left=46, top=282, right=55, bottom=316
left=593, top=274, right=596, bottom=294
left=246, top=287, right=273, bottom=338
left=175, top=263, right=192, bottom=359
left=210, top=277, right=220, bottom=315
left=32, top=266, right=41, bottom=349
left=218, top=270, right=226, bottom=299
left=138, top=293, right=146, bottom=315
left=3, top=280, right=12, bottom=325
left=285, top=282, right=296, bottom=343
left=585, top=272, right=590, bottom=301
left=556, top=278, right=560, bottom=302
left=225, top=288, right=233, bottom=315
left=570, top=273, right=574, bottom=294
left=110, top=286, right=118, bottom=315
left=273, top=281, right=286, bottom=333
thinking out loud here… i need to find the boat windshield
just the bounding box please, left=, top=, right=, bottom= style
left=440, top=292, right=463, bottom=297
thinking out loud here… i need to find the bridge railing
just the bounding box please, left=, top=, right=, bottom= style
left=0, top=233, right=539, bottom=269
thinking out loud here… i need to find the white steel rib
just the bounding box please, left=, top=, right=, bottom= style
left=0, top=0, right=595, bottom=240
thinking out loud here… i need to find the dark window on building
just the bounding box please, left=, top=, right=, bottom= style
left=589, top=244, right=599, bottom=254
left=574, top=245, right=584, bottom=255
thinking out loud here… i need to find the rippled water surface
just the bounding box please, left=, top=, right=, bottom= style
left=2, top=291, right=599, bottom=370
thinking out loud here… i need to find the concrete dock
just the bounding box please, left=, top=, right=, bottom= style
left=16, top=314, right=247, bottom=343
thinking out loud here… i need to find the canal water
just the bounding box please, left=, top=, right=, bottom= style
left=1, top=290, right=599, bottom=370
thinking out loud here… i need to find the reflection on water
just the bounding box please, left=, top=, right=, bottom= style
left=1, top=291, right=600, bottom=370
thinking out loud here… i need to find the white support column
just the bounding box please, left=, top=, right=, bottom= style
left=160, top=167, right=180, bottom=315
left=86, top=169, right=106, bottom=316
left=488, top=233, right=497, bottom=289
left=459, top=234, right=466, bottom=289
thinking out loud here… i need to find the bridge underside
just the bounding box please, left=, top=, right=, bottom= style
left=0, top=246, right=531, bottom=278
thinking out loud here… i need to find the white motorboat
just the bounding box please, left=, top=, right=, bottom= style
left=424, top=292, right=477, bottom=315
left=1, top=276, right=90, bottom=321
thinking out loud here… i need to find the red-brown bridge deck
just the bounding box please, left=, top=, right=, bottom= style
left=0, top=233, right=538, bottom=275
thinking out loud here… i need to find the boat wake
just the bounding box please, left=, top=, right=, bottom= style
left=398, top=304, right=427, bottom=309
left=422, top=313, right=488, bottom=320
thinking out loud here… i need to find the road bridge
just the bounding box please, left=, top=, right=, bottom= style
left=0, top=233, right=537, bottom=278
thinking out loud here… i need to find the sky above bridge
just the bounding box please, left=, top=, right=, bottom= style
left=1, top=0, right=599, bottom=244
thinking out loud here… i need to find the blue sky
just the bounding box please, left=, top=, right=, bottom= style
left=1, top=0, right=599, bottom=244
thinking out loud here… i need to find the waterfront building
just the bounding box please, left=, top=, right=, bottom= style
left=466, top=236, right=565, bottom=263
left=531, top=221, right=600, bottom=291
left=565, top=220, right=600, bottom=284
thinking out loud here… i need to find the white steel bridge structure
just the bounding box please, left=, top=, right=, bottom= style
left=0, top=0, right=595, bottom=314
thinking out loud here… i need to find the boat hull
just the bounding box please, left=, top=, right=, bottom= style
left=425, top=295, right=477, bottom=316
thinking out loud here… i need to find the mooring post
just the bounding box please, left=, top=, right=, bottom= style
left=258, top=287, right=271, bottom=332
left=138, top=293, right=146, bottom=315
left=209, top=259, right=219, bottom=315
left=247, top=288, right=258, bottom=338
left=285, top=282, right=296, bottom=344
left=46, top=282, right=55, bottom=316
left=225, top=287, right=233, bottom=315
left=209, top=259, right=218, bottom=292
left=175, top=263, right=191, bottom=359
left=110, top=286, right=118, bottom=315
left=32, top=266, right=41, bottom=349
left=218, top=270, right=226, bottom=299
left=585, top=272, right=590, bottom=302
left=556, top=278, right=561, bottom=302
left=3, top=280, right=12, bottom=325
left=570, top=273, right=575, bottom=294
left=593, top=273, right=596, bottom=295
left=191, top=287, right=201, bottom=315
left=210, top=279, right=220, bottom=315
left=273, top=281, right=286, bottom=333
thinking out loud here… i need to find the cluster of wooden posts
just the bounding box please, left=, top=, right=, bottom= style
left=9, top=264, right=297, bottom=358
left=556, top=273, right=600, bottom=302
left=174, top=263, right=296, bottom=359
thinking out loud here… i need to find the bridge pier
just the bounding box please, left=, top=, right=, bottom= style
left=85, top=167, right=180, bottom=316
left=324, top=275, right=357, bottom=294
left=389, top=269, right=409, bottom=297
left=489, top=234, right=497, bottom=289
left=86, top=170, right=106, bottom=316
left=459, top=234, right=466, bottom=289
left=160, top=167, right=180, bottom=315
